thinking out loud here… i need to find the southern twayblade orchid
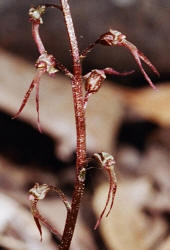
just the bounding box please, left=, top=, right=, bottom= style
left=13, top=6, right=59, bottom=132
left=83, top=68, right=134, bottom=109
left=13, top=53, right=58, bottom=132
left=93, top=152, right=117, bottom=230
left=29, top=183, right=71, bottom=241
left=97, top=29, right=159, bottom=89
left=15, top=2, right=160, bottom=248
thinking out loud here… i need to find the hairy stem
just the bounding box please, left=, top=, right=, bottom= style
left=59, top=0, right=86, bottom=249
left=32, top=23, right=45, bottom=54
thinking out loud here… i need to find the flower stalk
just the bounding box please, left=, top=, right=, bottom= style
left=58, top=0, right=86, bottom=248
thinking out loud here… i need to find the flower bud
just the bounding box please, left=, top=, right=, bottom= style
left=35, top=52, right=58, bottom=75
left=29, top=5, right=46, bottom=24
left=98, top=29, right=126, bottom=46
left=29, top=183, right=50, bottom=200
left=84, top=69, right=106, bottom=94
left=93, top=152, right=115, bottom=170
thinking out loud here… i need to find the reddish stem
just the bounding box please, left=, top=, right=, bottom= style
left=55, top=59, right=74, bottom=79
left=32, top=23, right=46, bottom=54
left=44, top=3, right=63, bottom=11
left=80, top=41, right=97, bottom=58
left=32, top=15, right=73, bottom=78
left=58, top=0, right=86, bottom=249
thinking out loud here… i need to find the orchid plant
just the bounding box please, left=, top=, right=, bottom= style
left=13, top=1, right=159, bottom=249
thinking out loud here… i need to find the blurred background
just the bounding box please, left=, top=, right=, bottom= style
left=0, top=0, right=170, bottom=249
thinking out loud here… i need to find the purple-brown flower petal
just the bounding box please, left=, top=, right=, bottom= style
left=13, top=69, right=45, bottom=132
left=123, top=40, right=158, bottom=89
left=93, top=152, right=117, bottom=230
left=104, top=67, right=134, bottom=76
